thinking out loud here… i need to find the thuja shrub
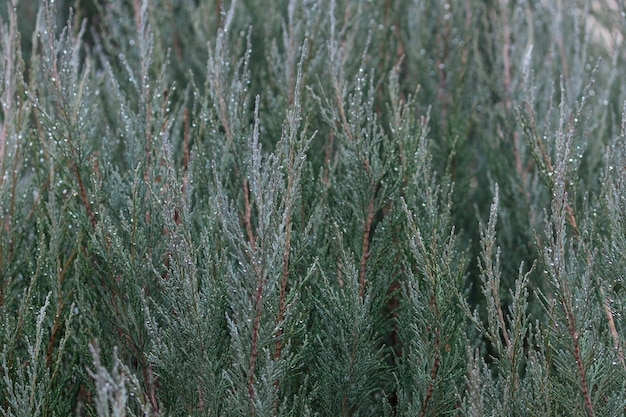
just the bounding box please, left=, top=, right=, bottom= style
left=1, top=0, right=625, bottom=415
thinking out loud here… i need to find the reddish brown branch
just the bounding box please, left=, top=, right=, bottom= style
left=419, top=327, right=440, bottom=417
left=358, top=192, right=375, bottom=298
left=564, top=202, right=579, bottom=238
left=242, top=179, right=256, bottom=251
left=197, top=383, right=204, bottom=411
left=144, top=364, right=160, bottom=415
left=46, top=250, right=76, bottom=367
left=275, top=200, right=292, bottom=360
left=133, top=0, right=142, bottom=35
left=272, top=207, right=291, bottom=413
left=341, top=311, right=362, bottom=417
left=215, top=0, right=222, bottom=31
left=602, top=287, right=625, bottom=370
left=334, top=85, right=355, bottom=146
left=72, top=160, right=96, bottom=230
left=46, top=307, right=62, bottom=365
left=523, top=103, right=580, bottom=237
left=564, top=306, right=594, bottom=417
left=556, top=228, right=592, bottom=415
left=165, top=0, right=182, bottom=61
left=323, top=132, right=334, bottom=186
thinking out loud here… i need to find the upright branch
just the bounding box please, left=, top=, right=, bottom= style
left=477, top=185, right=528, bottom=394
left=563, top=290, right=594, bottom=417
left=275, top=40, right=308, bottom=373
left=519, top=102, right=579, bottom=238
left=275, top=159, right=293, bottom=360
left=546, top=183, right=594, bottom=416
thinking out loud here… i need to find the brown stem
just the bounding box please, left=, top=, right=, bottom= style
left=524, top=103, right=580, bottom=237
left=334, top=84, right=356, bottom=148
left=323, top=132, right=334, bottom=186
left=341, top=306, right=362, bottom=417
left=242, top=179, right=256, bottom=251
left=133, top=0, right=142, bottom=35
left=166, top=0, right=182, bottom=61
left=275, top=195, right=292, bottom=359
left=359, top=192, right=375, bottom=298
left=216, top=78, right=232, bottom=144
left=493, top=280, right=511, bottom=350
left=564, top=302, right=594, bottom=417
left=72, top=160, right=96, bottom=230
left=553, top=207, right=593, bottom=415
left=46, top=251, right=76, bottom=367
left=419, top=325, right=440, bottom=417
left=554, top=213, right=591, bottom=415
left=336, top=256, right=344, bottom=288
left=145, top=364, right=160, bottom=416
left=601, top=287, right=625, bottom=370
left=491, top=276, right=520, bottom=391
left=197, top=382, right=204, bottom=411
left=564, top=202, right=579, bottom=238
left=45, top=303, right=62, bottom=364
left=215, top=0, right=222, bottom=31
left=419, top=352, right=440, bottom=417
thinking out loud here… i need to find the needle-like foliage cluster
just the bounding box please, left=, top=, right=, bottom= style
left=1, top=0, right=626, bottom=415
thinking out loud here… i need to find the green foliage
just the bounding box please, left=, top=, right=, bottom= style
left=1, top=0, right=626, bottom=415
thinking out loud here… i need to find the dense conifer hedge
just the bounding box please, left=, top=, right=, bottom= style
left=1, top=0, right=625, bottom=415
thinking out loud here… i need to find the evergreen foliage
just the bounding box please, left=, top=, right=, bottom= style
left=1, top=0, right=625, bottom=415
